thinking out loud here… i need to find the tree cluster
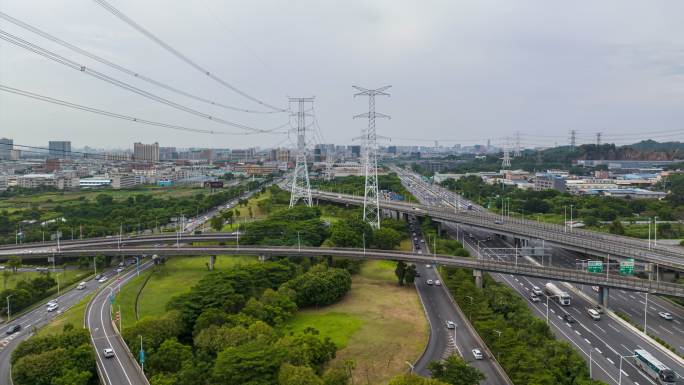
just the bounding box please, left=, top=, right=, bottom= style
left=0, top=272, right=57, bottom=316
left=441, top=267, right=606, bottom=385
left=12, top=326, right=96, bottom=385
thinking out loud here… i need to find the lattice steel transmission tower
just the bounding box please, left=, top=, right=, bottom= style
left=502, top=146, right=512, bottom=169
left=353, top=85, right=391, bottom=229
left=570, top=129, right=577, bottom=149
left=596, top=132, right=602, bottom=146
left=514, top=131, right=521, bottom=157
left=289, top=97, right=314, bottom=207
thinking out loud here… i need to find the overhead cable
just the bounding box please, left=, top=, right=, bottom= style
left=0, top=11, right=279, bottom=114
left=0, top=29, right=281, bottom=134
left=92, top=0, right=287, bottom=112
left=0, top=84, right=289, bottom=136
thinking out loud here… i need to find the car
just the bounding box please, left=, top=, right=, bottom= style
left=435, top=280, right=442, bottom=286
left=587, top=309, right=601, bottom=320
left=47, top=303, right=59, bottom=312
left=445, top=320, right=456, bottom=329
left=46, top=300, right=58, bottom=307
left=426, top=264, right=431, bottom=268
left=420, top=239, right=425, bottom=243
left=426, top=279, right=434, bottom=285
left=116, top=267, right=124, bottom=273
left=98, top=277, right=108, bottom=283
left=494, top=220, right=503, bottom=225
left=562, top=314, right=575, bottom=324
left=94, top=274, right=103, bottom=280
left=102, top=348, right=115, bottom=358
left=531, top=286, right=543, bottom=296
left=77, top=282, right=86, bottom=290
left=471, top=348, right=484, bottom=360
left=6, top=324, right=21, bottom=335
left=658, top=312, right=674, bottom=320
left=592, top=304, right=604, bottom=314
left=530, top=293, right=541, bottom=302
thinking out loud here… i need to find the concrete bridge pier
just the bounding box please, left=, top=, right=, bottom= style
left=437, top=222, right=443, bottom=237
left=598, top=286, right=609, bottom=308
left=473, top=269, right=483, bottom=289
left=209, top=255, right=216, bottom=270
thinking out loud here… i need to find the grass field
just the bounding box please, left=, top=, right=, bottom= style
left=116, top=256, right=256, bottom=326
left=284, top=260, right=428, bottom=384
left=0, top=186, right=212, bottom=213
left=37, top=292, right=94, bottom=336
left=1, top=268, right=90, bottom=291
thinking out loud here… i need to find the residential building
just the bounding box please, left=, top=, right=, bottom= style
left=133, top=142, right=160, bottom=162
left=111, top=174, right=136, bottom=189
left=534, top=173, right=567, bottom=192
left=0, top=175, right=7, bottom=191
left=0, top=138, right=13, bottom=160
left=48, top=141, right=71, bottom=159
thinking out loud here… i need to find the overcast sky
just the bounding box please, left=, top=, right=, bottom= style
left=1, top=0, right=684, bottom=150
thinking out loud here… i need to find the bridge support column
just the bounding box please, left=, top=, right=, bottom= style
left=598, top=286, right=609, bottom=308
left=437, top=222, right=443, bottom=237
left=473, top=269, right=483, bottom=289
left=209, top=255, right=216, bottom=271
left=258, top=254, right=267, bottom=262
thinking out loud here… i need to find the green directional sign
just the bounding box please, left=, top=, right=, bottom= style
left=587, top=260, right=603, bottom=273
left=620, top=258, right=635, bottom=275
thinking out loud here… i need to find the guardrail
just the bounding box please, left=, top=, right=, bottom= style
left=35, top=245, right=684, bottom=298
left=312, top=191, right=684, bottom=270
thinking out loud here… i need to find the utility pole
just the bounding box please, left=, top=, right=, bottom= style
left=570, top=129, right=577, bottom=149
left=596, top=132, right=602, bottom=147
left=514, top=131, right=521, bottom=157
left=501, top=137, right=511, bottom=169
left=353, top=85, right=391, bottom=229
left=289, top=97, right=314, bottom=208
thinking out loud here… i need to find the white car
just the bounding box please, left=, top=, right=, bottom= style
left=102, top=348, right=115, bottom=358
left=47, top=303, right=59, bottom=312
left=426, top=279, right=434, bottom=285
left=116, top=267, right=124, bottom=273
left=98, top=277, right=108, bottom=283
left=531, top=286, right=543, bottom=296
left=426, top=264, right=431, bottom=268
left=472, top=348, right=484, bottom=360
left=445, top=320, right=456, bottom=329
left=658, top=312, right=673, bottom=320
left=435, top=280, right=442, bottom=286
left=46, top=300, right=58, bottom=308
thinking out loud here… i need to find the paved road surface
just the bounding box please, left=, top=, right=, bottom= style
left=87, top=261, right=154, bottom=385
left=0, top=271, right=108, bottom=384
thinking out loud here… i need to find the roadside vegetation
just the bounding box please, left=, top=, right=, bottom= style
left=0, top=178, right=267, bottom=245
left=441, top=267, right=605, bottom=385
left=441, top=174, right=684, bottom=239
left=311, top=173, right=415, bottom=201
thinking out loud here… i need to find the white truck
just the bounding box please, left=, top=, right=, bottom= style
left=544, top=282, right=571, bottom=305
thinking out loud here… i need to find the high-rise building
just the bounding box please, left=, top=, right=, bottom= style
left=48, top=141, right=71, bottom=159
left=133, top=142, right=160, bottom=162
left=0, top=138, right=13, bottom=160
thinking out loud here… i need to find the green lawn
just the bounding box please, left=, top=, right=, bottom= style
left=119, top=256, right=256, bottom=325
left=283, top=260, right=428, bottom=384
left=285, top=312, right=363, bottom=349
left=1, top=268, right=90, bottom=291
left=37, top=292, right=94, bottom=336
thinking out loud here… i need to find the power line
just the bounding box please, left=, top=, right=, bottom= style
left=0, top=29, right=279, bottom=134
left=92, top=0, right=286, bottom=112
left=0, top=84, right=289, bottom=136
left=0, top=11, right=279, bottom=114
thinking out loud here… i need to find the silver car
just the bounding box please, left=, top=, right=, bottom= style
left=658, top=312, right=673, bottom=320
left=472, top=348, right=484, bottom=360
left=103, top=348, right=115, bottom=358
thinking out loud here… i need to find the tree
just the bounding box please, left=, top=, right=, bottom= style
left=146, top=338, right=192, bottom=376
left=7, top=255, right=22, bottom=273
left=51, top=368, right=91, bottom=385
left=404, top=264, right=418, bottom=285
left=372, top=227, right=403, bottom=250
left=428, top=355, right=485, bottom=385
left=395, top=261, right=407, bottom=286
left=210, top=216, right=224, bottom=232
left=321, top=368, right=350, bottom=385
left=388, top=374, right=449, bottom=385
left=212, top=342, right=284, bottom=385
left=608, top=220, right=625, bottom=235
left=278, top=364, right=323, bottom=385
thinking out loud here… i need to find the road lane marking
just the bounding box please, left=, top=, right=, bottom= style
left=595, top=348, right=602, bottom=354
left=575, top=330, right=581, bottom=336
left=658, top=326, right=673, bottom=335
left=584, top=338, right=591, bottom=345
left=608, top=324, right=621, bottom=333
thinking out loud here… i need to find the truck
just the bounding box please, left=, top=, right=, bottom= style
left=544, top=282, right=571, bottom=305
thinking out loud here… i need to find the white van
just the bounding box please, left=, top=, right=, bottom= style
left=76, top=282, right=86, bottom=290
left=587, top=308, right=601, bottom=320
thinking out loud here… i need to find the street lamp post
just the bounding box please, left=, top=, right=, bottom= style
left=6, top=294, right=13, bottom=322
left=589, top=348, right=594, bottom=377
left=654, top=216, right=658, bottom=248
left=618, top=355, right=637, bottom=385
left=644, top=292, right=648, bottom=334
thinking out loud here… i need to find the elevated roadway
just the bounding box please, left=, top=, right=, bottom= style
left=311, top=190, right=684, bottom=271
left=22, top=245, right=684, bottom=297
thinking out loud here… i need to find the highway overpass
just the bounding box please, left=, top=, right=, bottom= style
left=18, top=244, right=684, bottom=297
left=311, top=191, right=684, bottom=271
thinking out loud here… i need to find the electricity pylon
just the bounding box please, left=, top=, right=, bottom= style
left=353, top=85, right=391, bottom=229
left=289, top=97, right=314, bottom=207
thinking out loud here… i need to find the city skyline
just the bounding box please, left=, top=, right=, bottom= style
left=2, top=1, right=684, bottom=149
